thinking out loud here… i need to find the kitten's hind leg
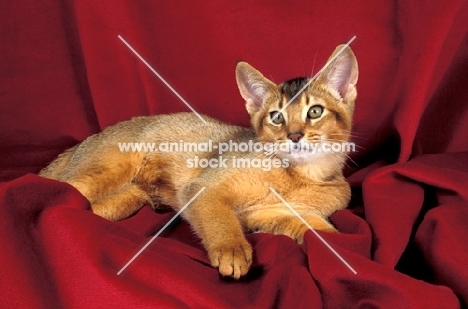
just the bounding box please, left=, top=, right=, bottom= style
left=246, top=209, right=337, bottom=243
left=39, top=145, right=78, bottom=179
left=91, top=183, right=153, bottom=221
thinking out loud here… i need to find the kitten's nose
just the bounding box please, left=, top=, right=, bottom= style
left=287, top=132, right=304, bottom=143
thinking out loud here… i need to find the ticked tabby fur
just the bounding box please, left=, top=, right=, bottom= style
left=40, top=45, right=358, bottom=279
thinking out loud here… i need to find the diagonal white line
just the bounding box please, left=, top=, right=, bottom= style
left=269, top=187, right=357, bottom=274
left=269, top=36, right=356, bottom=124
left=118, top=35, right=207, bottom=124
left=117, top=187, right=206, bottom=275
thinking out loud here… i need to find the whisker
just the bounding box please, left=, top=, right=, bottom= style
left=329, top=132, right=363, bottom=136
left=328, top=151, right=349, bottom=169
left=342, top=153, right=359, bottom=167
left=310, top=52, right=318, bottom=78
left=322, top=139, right=366, bottom=150
left=334, top=130, right=369, bottom=138
left=331, top=134, right=368, bottom=141
left=300, top=59, right=306, bottom=76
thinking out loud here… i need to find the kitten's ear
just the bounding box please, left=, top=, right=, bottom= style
left=317, top=45, right=358, bottom=101
left=236, top=62, right=276, bottom=114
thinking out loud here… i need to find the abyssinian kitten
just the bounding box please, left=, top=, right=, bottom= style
left=40, top=45, right=358, bottom=279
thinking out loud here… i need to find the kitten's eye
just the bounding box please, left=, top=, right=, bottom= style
left=307, top=105, right=323, bottom=119
left=270, top=111, right=284, bottom=124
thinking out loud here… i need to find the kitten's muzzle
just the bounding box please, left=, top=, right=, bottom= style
left=287, top=132, right=304, bottom=143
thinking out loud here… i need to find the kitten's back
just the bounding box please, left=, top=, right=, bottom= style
left=40, top=112, right=254, bottom=182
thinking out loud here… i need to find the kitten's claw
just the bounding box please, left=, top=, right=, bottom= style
left=208, top=239, right=253, bottom=279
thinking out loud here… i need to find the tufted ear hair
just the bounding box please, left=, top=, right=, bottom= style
left=236, top=62, right=276, bottom=114
left=316, top=45, right=358, bottom=101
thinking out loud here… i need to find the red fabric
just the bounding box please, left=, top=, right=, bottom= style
left=1, top=1, right=468, bottom=308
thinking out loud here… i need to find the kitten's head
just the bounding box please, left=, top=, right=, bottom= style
left=235, top=45, right=358, bottom=165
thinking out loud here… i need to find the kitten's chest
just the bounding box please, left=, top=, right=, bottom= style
left=233, top=167, right=349, bottom=218
left=235, top=169, right=322, bottom=207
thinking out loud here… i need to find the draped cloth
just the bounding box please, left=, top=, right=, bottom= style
left=1, top=1, right=468, bottom=308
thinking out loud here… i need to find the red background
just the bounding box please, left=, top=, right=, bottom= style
left=1, top=1, right=468, bottom=308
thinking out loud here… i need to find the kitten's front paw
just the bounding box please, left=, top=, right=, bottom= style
left=208, top=238, right=253, bottom=279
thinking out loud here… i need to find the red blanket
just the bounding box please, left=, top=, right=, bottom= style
left=1, top=1, right=468, bottom=308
